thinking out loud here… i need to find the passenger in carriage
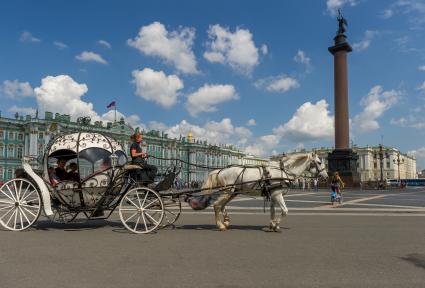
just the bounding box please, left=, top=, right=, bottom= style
left=67, top=162, right=80, bottom=182
left=130, top=132, right=157, bottom=182
left=55, top=158, right=68, bottom=181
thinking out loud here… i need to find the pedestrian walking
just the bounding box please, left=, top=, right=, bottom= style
left=313, top=178, right=318, bottom=192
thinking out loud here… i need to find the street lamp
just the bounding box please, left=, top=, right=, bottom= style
left=374, top=144, right=389, bottom=188
left=393, top=151, right=404, bottom=186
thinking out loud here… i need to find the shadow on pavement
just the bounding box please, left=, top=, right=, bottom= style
left=171, top=224, right=290, bottom=232
left=401, top=253, right=425, bottom=270
left=33, top=219, right=122, bottom=231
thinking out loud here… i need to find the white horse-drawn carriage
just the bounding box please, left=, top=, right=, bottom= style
left=0, top=131, right=328, bottom=234
left=0, top=132, right=182, bottom=234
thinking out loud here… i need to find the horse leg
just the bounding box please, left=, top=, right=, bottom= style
left=222, top=194, right=236, bottom=228
left=270, top=190, right=288, bottom=232
left=213, top=193, right=229, bottom=231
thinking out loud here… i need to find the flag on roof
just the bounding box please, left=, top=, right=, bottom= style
left=106, top=101, right=116, bottom=109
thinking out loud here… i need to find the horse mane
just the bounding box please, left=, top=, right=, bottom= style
left=280, top=153, right=312, bottom=176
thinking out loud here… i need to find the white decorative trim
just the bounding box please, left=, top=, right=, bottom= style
left=22, top=160, right=53, bottom=216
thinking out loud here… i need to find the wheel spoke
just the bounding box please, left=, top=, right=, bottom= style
left=144, top=209, right=163, bottom=213
left=125, top=196, right=140, bottom=209
left=19, top=184, right=30, bottom=203
left=143, top=199, right=159, bottom=209
left=119, top=208, right=138, bottom=211
left=1, top=186, right=16, bottom=202
left=6, top=209, right=17, bottom=226
left=141, top=190, right=149, bottom=207
left=0, top=200, right=14, bottom=205
left=21, top=203, right=40, bottom=210
left=144, top=212, right=159, bottom=225
left=141, top=211, right=148, bottom=232
left=21, top=190, right=37, bottom=203
left=6, top=185, right=17, bottom=201
left=136, top=190, right=142, bottom=207
left=0, top=206, right=15, bottom=220
left=134, top=215, right=141, bottom=230
left=124, top=211, right=138, bottom=223
left=18, top=207, right=31, bottom=224
left=0, top=205, right=14, bottom=211
left=21, top=206, right=37, bottom=218
left=13, top=208, right=19, bottom=229
left=14, top=181, right=21, bottom=201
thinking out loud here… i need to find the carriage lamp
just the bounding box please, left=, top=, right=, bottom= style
left=110, top=153, right=118, bottom=168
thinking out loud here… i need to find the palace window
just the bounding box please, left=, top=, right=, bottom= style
left=17, top=146, right=23, bottom=158
left=38, top=132, right=44, bottom=139
left=0, top=145, right=3, bottom=157
left=0, top=167, right=3, bottom=180
left=0, top=130, right=3, bottom=139
left=18, top=133, right=24, bottom=141
left=8, top=132, right=14, bottom=140
left=7, top=145, right=14, bottom=158
left=7, top=169, right=13, bottom=179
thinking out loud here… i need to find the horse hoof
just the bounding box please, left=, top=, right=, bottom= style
left=223, top=221, right=230, bottom=228
left=273, top=226, right=282, bottom=233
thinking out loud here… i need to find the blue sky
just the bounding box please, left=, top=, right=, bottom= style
left=1, top=0, right=425, bottom=169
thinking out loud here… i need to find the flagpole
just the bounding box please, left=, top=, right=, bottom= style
left=114, top=99, right=117, bottom=123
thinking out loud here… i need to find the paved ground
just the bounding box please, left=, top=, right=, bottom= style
left=1, top=188, right=425, bottom=288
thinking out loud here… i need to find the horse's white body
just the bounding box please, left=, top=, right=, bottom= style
left=201, top=153, right=328, bottom=231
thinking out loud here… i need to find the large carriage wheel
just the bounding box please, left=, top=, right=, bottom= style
left=161, top=196, right=182, bottom=228
left=119, top=187, right=164, bottom=234
left=0, top=178, right=41, bottom=231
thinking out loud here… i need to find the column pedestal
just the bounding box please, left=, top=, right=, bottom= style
left=328, top=149, right=360, bottom=187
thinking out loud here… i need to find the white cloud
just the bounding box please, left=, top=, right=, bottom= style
left=417, top=81, right=425, bottom=90
left=75, top=51, right=108, bottom=64
left=245, top=134, right=280, bottom=157
left=7, top=105, right=36, bottom=116
left=186, top=84, right=238, bottom=116
left=273, top=100, right=334, bottom=142
left=326, top=0, right=358, bottom=15
left=247, top=119, right=256, bottom=126
left=20, top=31, right=41, bottom=43
left=353, top=30, right=378, bottom=52
left=150, top=118, right=252, bottom=147
left=132, top=68, right=184, bottom=109
left=101, top=110, right=146, bottom=130
left=204, top=24, right=260, bottom=75
left=1, top=80, right=34, bottom=99
left=34, top=75, right=100, bottom=121
left=127, top=22, right=198, bottom=74
left=53, top=41, right=68, bottom=49
left=294, top=50, right=311, bottom=66
left=353, top=85, right=401, bottom=133
left=98, top=40, right=111, bottom=48
left=418, top=65, right=425, bottom=71
left=260, top=44, right=268, bottom=55
left=256, top=75, right=300, bottom=93
left=408, top=146, right=425, bottom=169
left=380, top=9, right=394, bottom=19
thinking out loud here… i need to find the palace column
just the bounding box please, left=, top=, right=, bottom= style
left=327, top=12, right=360, bottom=187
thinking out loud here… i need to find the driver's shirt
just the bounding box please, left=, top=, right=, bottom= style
left=130, top=141, right=145, bottom=161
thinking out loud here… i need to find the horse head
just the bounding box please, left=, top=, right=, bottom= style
left=307, top=153, right=328, bottom=180
left=279, top=153, right=328, bottom=180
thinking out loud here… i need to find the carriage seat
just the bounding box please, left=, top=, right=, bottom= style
left=123, top=164, right=143, bottom=171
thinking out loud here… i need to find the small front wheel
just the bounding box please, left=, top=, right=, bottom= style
left=119, top=187, right=164, bottom=234
left=0, top=178, right=41, bottom=231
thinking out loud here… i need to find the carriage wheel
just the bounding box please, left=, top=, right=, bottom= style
left=161, top=196, right=182, bottom=228
left=119, top=187, right=164, bottom=234
left=0, top=178, right=41, bottom=231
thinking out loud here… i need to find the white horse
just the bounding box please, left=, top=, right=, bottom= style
left=201, top=153, right=328, bottom=232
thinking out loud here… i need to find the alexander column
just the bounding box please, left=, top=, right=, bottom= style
left=327, top=10, right=360, bottom=187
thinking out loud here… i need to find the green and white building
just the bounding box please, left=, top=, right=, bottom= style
left=0, top=111, right=268, bottom=183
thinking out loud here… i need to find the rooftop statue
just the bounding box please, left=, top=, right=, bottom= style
left=337, top=9, right=348, bottom=35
